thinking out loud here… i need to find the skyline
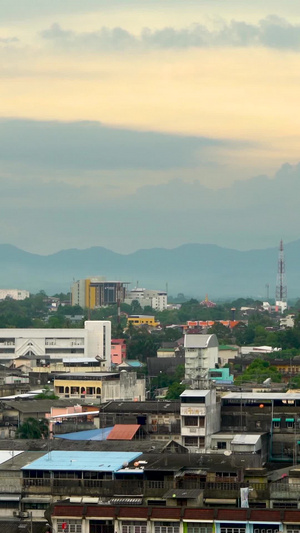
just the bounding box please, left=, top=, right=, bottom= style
left=1, top=1, right=300, bottom=253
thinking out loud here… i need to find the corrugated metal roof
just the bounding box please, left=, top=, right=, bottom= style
left=184, top=334, right=218, bottom=349
left=163, top=489, right=202, bottom=499
left=231, top=434, right=261, bottom=445
left=22, top=450, right=142, bottom=472
left=54, top=427, right=113, bottom=441
left=107, top=424, right=141, bottom=441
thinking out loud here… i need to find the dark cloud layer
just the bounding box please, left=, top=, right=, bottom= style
left=40, top=16, right=300, bottom=51
left=0, top=119, right=223, bottom=171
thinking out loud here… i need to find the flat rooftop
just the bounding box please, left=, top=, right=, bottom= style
left=223, top=392, right=300, bottom=400
left=22, top=450, right=142, bottom=472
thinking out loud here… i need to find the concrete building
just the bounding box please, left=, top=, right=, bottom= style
left=71, top=277, right=127, bottom=309
left=0, top=289, right=29, bottom=301
left=125, top=288, right=168, bottom=311
left=128, top=315, right=159, bottom=328
left=54, top=370, right=146, bottom=402
left=180, top=389, right=220, bottom=451
left=0, top=320, right=112, bottom=369
left=184, top=334, right=219, bottom=385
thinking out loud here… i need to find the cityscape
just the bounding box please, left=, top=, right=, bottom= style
left=1, top=0, right=300, bottom=532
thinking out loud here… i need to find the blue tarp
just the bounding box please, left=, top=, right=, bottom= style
left=53, top=427, right=114, bottom=441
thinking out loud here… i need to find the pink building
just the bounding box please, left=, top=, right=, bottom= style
left=111, top=339, right=126, bottom=365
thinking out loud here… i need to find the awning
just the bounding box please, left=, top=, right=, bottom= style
left=205, top=498, right=236, bottom=504
left=0, top=495, right=20, bottom=501
left=110, top=498, right=142, bottom=505
left=82, top=497, right=99, bottom=503
left=273, top=418, right=281, bottom=422
left=286, top=418, right=295, bottom=422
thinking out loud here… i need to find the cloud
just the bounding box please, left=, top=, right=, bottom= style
left=0, top=118, right=225, bottom=171
left=40, top=16, right=300, bottom=51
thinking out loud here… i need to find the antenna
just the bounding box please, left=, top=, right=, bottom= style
left=275, top=240, right=287, bottom=312
left=265, top=283, right=269, bottom=300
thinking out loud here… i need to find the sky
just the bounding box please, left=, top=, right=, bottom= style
left=1, top=0, right=300, bottom=254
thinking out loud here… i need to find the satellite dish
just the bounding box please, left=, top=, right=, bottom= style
left=263, top=378, right=271, bottom=386
left=224, top=450, right=232, bottom=456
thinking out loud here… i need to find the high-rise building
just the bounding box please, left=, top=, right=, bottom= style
left=71, top=277, right=127, bottom=309
left=125, top=287, right=167, bottom=311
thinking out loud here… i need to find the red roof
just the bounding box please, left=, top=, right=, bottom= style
left=250, top=510, right=281, bottom=522
left=152, top=508, right=181, bottom=520
left=217, top=509, right=248, bottom=521
left=184, top=509, right=214, bottom=520
left=119, top=508, right=149, bottom=519
left=86, top=506, right=115, bottom=518
left=107, top=424, right=141, bottom=440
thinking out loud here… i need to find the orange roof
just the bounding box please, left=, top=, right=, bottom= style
left=107, top=424, right=141, bottom=441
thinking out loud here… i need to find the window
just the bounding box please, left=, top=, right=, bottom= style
left=286, top=420, right=295, bottom=429
left=184, top=436, right=198, bottom=446
left=217, top=441, right=227, bottom=450
left=187, top=524, right=213, bottom=533
left=273, top=421, right=280, bottom=429
left=184, top=416, right=198, bottom=427
left=57, top=519, right=82, bottom=533
left=220, top=528, right=245, bottom=533
left=122, top=522, right=147, bottom=533
left=154, top=522, right=180, bottom=533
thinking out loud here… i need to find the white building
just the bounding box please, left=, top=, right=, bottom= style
left=0, top=321, right=112, bottom=370
left=125, top=288, right=167, bottom=311
left=180, top=389, right=220, bottom=451
left=184, top=334, right=219, bottom=385
left=0, top=289, right=29, bottom=301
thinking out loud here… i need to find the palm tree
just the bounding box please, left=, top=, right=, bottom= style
left=16, top=417, right=49, bottom=439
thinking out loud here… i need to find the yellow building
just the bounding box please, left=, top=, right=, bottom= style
left=128, top=315, right=159, bottom=327
left=71, top=277, right=127, bottom=309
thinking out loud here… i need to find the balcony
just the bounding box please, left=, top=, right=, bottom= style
left=181, top=427, right=205, bottom=436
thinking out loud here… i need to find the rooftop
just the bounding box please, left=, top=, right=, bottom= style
left=180, top=390, right=210, bottom=398
left=184, top=334, right=218, bottom=349
left=100, top=400, right=180, bottom=413
left=22, top=450, right=142, bottom=472
left=107, top=424, right=141, bottom=441
left=223, top=392, right=300, bottom=400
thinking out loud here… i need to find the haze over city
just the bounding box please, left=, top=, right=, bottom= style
left=0, top=0, right=300, bottom=254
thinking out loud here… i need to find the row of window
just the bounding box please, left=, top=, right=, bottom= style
left=55, top=522, right=300, bottom=533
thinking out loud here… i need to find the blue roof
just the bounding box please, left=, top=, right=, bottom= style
left=54, top=427, right=113, bottom=441
left=22, top=451, right=142, bottom=472
left=127, top=360, right=143, bottom=367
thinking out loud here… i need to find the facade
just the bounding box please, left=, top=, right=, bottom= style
left=128, top=315, right=159, bottom=328
left=184, top=334, right=219, bottom=384
left=111, top=339, right=126, bottom=365
left=125, top=288, right=168, bottom=311
left=54, top=370, right=146, bottom=403
left=51, top=505, right=300, bottom=533
left=0, top=320, right=112, bottom=368
left=71, top=277, right=127, bottom=309
left=180, top=389, right=220, bottom=451
left=0, top=289, right=29, bottom=301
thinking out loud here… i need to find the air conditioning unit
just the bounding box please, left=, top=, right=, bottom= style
left=13, top=511, right=18, bottom=517
left=20, top=512, right=29, bottom=518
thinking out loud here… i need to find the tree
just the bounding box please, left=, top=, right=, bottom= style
left=16, top=417, right=49, bottom=439
left=166, top=382, right=186, bottom=399
left=235, top=359, right=282, bottom=385
left=35, top=386, right=58, bottom=400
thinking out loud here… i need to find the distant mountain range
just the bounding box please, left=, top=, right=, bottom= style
left=0, top=241, right=299, bottom=299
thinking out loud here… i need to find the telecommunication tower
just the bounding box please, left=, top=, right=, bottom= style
left=275, top=240, right=287, bottom=313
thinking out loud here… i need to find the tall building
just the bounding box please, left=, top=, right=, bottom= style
left=0, top=289, right=29, bottom=301
left=0, top=321, right=112, bottom=369
left=125, top=287, right=167, bottom=311
left=71, top=277, right=127, bottom=309
left=184, top=333, right=219, bottom=386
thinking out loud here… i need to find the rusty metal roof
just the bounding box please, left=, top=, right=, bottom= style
left=107, top=424, right=141, bottom=441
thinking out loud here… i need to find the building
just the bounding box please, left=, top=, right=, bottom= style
left=54, top=370, right=146, bottom=403
left=111, top=339, right=126, bottom=365
left=99, top=399, right=180, bottom=440
left=128, top=315, right=159, bottom=328
left=0, top=289, right=29, bottom=301
left=0, top=320, right=112, bottom=369
left=184, top=334, right=219, bottom=384
left=71, top=277, right=127, bottom=309
left=180, top=389, right=220, bottom=451
left=51, top=504, right=300, bottom=533
left=125, top=288, right=168, bottom=311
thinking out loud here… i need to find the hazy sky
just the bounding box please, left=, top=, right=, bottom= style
left=1, top=0, right=300, bottom=253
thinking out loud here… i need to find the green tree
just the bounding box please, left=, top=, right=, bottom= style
left=16, top=417, right=49, bottom=439
left=166, top=382, right=186, bottom=399
left=235, top=359, right=282, bottom=385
